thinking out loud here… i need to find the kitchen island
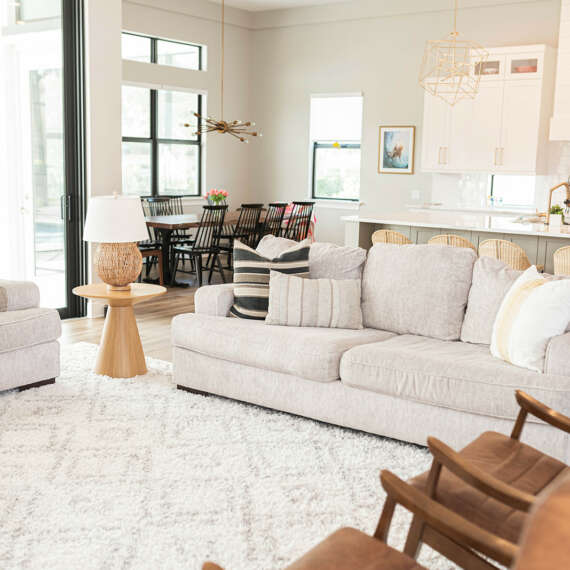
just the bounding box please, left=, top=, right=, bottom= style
left=343, top=211, right=570, bottom=274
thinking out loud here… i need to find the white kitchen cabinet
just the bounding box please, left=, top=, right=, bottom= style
left=497, top=80, right=542, bottom=173
left=446, top=82, right=503, bottom=171
left=420, top=45, right=554, bottom=175
left=420, top=94, right=450, bottom=170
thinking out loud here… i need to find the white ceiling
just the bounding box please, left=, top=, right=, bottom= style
left=223, top=0, right=348, bottom=12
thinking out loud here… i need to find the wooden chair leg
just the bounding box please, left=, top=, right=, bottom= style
left=403, top=515, right=425, bottom=559
left=157, top=251, right=164, bottom=287
left=374, top=495, right=396, bottom=542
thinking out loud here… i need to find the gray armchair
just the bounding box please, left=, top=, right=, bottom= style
left=0, top=280, right=61, bottom=392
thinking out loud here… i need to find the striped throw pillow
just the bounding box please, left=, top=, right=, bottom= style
left=491, top=266, right=570, bottom=372
left=230, top=239, right=310, bottom=320
left=266, top=271, right=363, bottom=329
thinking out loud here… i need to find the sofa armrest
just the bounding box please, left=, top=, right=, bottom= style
left=194, top=283, right=235, bottom=316
left=0, top=280, right=40, bottom=312
left=545, top=333, right=570, bottom=376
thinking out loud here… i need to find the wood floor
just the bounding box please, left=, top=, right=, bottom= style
left=61, top=271, right=226, bottom=362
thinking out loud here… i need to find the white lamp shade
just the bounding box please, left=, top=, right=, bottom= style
left=83, top=195, right=149, bottom=243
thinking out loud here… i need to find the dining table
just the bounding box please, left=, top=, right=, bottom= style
left=145, top=211, right=244, bottom=286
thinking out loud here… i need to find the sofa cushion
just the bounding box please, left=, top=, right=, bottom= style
left=340, top=334, right=570, bottom=420
left=172, top=313, right=394, bottom=382
left=0, top=280, right=40, bottom=312
left=0, top=307, right=61, bottom=354
left=231, top=239, right=310, bottom=320
left=266, top=271, right=363, bottom=330
left=361, top=244, right=476, bottom=340
left=256, top=236, right=367, bottom=280
left=461, top=257, right=521, bottom=345
left=490, top=267, right=570, bottom=373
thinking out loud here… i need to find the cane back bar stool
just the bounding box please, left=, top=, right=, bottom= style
left=371, top=229, right=412, bottom=245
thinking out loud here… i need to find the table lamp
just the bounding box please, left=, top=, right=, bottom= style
left=83, top=195, right=149, bottom=291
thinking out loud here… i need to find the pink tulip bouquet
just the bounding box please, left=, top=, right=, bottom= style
left=205, top=188, right=228, bottom=205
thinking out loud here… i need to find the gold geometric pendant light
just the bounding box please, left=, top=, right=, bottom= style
left=186, top=0, right=260, bottom=142
left=419, top=0, right=488, bottom=106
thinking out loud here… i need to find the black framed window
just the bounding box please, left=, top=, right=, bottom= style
left=121, top=32, right=203, bottom=71
left=310, top=95, right=362, bottom=201
left=312, top=142, right=361, bottom=201
left=122, top=86, right=202, bottom=197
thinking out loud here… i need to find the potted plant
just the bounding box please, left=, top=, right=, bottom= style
left=205, top=189, right=228, bottom=205
left=549, top=205, right=564, bottom=228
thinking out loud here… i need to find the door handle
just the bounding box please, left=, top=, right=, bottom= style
left=60, top=195, right=72, bottom=222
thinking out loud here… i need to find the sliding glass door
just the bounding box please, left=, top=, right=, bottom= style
left=0, top=0, right=85, bottom=317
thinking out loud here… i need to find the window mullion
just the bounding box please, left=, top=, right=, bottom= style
left=151, top=89, right=158, bottom=196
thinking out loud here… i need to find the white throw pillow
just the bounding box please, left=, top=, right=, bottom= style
left=256, top=236, right=366, bottom=280
left=490, top=266, right=570, bottom=372
left=265, top=271, right=363, bottom=330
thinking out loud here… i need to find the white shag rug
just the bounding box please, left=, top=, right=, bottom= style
left=0, top=343, right=456, bottom=570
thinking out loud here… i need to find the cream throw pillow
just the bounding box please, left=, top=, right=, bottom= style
left=491, top=266, right=570, bottom=372
left=265, top=271, right=363, bottom=329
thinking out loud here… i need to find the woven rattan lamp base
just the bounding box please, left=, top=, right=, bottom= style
left=95, top=242, right=143, bottom=291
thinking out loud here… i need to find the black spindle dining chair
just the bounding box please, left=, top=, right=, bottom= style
left=255, top=202, right=287, bottom=245
left=139, top=197, right=167, bottom=284
left=218, top=204, right=264, bottom=268
left=170, top=205, right=228, bottom=287
left=284, top=201, right=315, bottom=241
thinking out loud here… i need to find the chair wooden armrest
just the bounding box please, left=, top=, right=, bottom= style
left=427, top=437, right=535, bottom=512
left=512, top=390, right=570, bottom=438
left=380, top=470, right=519, bottom=568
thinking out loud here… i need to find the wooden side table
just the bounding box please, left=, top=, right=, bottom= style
left=73, top=283, right=167, bottom=378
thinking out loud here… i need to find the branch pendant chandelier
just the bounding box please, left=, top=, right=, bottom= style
left=419, top=0, right=488, bottom=106
left=187, top=0, right=260, bottom=142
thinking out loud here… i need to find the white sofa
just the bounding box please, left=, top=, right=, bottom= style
left=172, top=244, right=570, bottom=462
left=0, top=280, right=61, bottom=392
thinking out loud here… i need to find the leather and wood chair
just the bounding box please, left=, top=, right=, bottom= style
left=428, top=234, right=477, bottom=252
left=256, top=202, right=287, bottom=244
left=203, top=466, right=570, bottom=570
left=478, top=239, right=532, bottom=270
left=371, top=229, right=412, bottom=245
left=553, top=245, right=570, bottom=276
left=170, top=205, right=227, bottom=287
left=377, top=390, right=570, bottom=568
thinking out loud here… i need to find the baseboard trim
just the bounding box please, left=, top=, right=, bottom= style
left=16, top=378, right=56, bottom=392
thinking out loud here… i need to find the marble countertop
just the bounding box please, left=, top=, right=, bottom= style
left=341, top=211, right=570, bottom=238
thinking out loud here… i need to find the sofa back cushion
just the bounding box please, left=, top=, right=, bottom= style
left=361, top=243, right=476, bottom=340
left=461, top=257, right=521, bottom=345
left=256, top=236, right=366, bottom=280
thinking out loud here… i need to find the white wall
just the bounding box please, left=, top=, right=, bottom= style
left=121, top=0, right=256, bottom=218
left=249, top=0, right=562, bottom=243
left=84, top=0, right=123, bottom=314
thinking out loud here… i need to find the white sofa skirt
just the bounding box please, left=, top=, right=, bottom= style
left=173, top=347, right=569, bottom=463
